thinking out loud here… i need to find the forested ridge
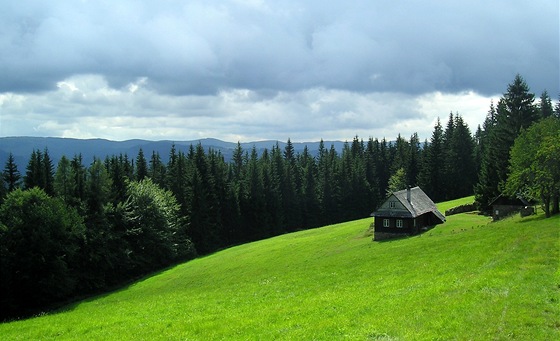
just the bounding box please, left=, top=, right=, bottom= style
left=0, top=75, right=558, bottom=320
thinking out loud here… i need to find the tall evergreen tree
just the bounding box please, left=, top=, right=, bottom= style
left=407, top=133, right=421, bottom=188
left=475, top=102, right=500, bottom=210
left=365, top=138, right=381, bottom=206
left=475, top=74, right=538, bottom=210
left=377, top=138, right=392, bottom=196
left=167, top=147, right=190, bottom=218
left=2, top=153, right=21, bottom=192
left=317, top=140, right=341, bottom=224
left=538, top=90, right=554, bottom=118
left=86, top=158, right=112, bottom=217
left=261, top=147, right=283, bottom=236
left=418, top=118, right=445, bottom=201
left=282, top=139, right=301, bottom=231
left=148, top=151, right=166, bottom=186
left=24, top=149, right=42, bottom=190
left=135, top=148, right=148, bottom=181
left=391, top=134, right=409, bottom=175
left=78, top=157, right=118, bottom=291
left=441, top=112, right=457, bottom=199
left=187, top=144, right=226, bottom=253
left=22, top=148, right=55, bottom=195
left=474, top=124, right=483, bottom=177
left=270, top=143, right=287, bottom=230
left=242, top=146, right=267, bottom=239
left=70, top=154, right=87, bottom=206
left=450, top=114, right=476, bottom=198
left=106, top=154, right=133, bottom=204
left=299, top=146, right=321, bottom=228
left=42, top=148, right=55, bottom=196
left=54, top=156, right=73, bottom=204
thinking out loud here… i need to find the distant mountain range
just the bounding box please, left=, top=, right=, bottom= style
left=0, top=137, right=347, bottom=171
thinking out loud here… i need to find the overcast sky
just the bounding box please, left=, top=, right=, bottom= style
left=1, top=0, right=558, bottom=142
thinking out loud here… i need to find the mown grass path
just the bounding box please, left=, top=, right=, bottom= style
left=1, top=201, right=559, bottom=340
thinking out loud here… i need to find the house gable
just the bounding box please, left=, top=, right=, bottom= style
left=376, top=194, right=410, bottom=216
left=372, top=186, right=445, bottom=241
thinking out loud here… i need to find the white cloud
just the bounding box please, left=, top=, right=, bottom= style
left=0, top=74, right=494, bottom=142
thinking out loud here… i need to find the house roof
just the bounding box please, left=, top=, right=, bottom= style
left=488, top=194, right=534, bottom=207
left=373, top=186, right=446, bottom=223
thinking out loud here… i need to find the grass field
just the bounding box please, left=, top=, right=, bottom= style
left=1, top=198, right=559, bottom=340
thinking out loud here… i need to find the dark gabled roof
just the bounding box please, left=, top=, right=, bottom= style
left=373, top=186, right=446, bottom=223
left=488, top=194, right=534, bottom=207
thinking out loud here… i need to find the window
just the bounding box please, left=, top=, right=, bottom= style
left=396, top=219, right=403, bottom=228
left=389, top=201, right=396, bottom=208
left=383, top=219, right=390, bottom=227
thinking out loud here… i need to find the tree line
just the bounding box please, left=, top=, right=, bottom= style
left=0, top=74, right=558, bottom=320
left=475, top=75, right=560, bottom=216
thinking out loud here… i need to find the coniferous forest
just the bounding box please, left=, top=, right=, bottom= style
left=1, top=75, right=559, bottom=320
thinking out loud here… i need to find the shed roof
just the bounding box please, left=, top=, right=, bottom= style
left=488, top=194, right=533, bottom=207
left=373, top=186, right=446, bottom=223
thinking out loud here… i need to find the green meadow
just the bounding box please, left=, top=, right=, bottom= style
left=1, top=198, right=559, bottom=340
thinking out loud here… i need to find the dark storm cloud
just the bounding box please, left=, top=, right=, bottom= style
left=1, top=0, right=558, bottom=96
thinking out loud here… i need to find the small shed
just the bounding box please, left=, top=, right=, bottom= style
left=489, top=194, right=534, bottom=221
left=371, top=186, right=445, bottom=241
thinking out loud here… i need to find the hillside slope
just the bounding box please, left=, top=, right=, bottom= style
left=1, top=208, right=558, bottom=340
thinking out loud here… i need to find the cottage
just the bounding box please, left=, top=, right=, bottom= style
left=489, top=194, right=534, bottom=221
left=371, top=186, right=445, bottom=241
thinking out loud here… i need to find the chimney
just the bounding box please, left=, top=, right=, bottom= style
left=407, top=186, right=411, bottom=203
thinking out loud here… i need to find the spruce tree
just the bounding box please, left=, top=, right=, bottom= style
left=187, top=144, right=222, bottom=254
left=407, top=133, right=421, bottom=188
left=442, top=113, right=457, bottom=199
left=86, top=158, right=112, bottom=217
left=70, top=154, right=87, bottom=206
left=418, top=118, right=445, bottom=201
left=261, top=147, right=283, bottom=236
left=148, top=151, right=166, bottom=186
left=365, top=138, right=381, bottom=206
left=475, top=103, right=501, bottom=210
left=300, top=145, right=321, bottom=228
left=391, top=134, right=409, bottom=175
left=377, top=138, right=392, bottom=195
left=538, top=90, right=554, bottom=118
left=135, top=148, right=148, bottom=181
left=24, top=149, right=42, bottom=190
left=282, top=139, right=301, bottom=231
left=2, top=153, right=21, bottom=192
left=42, top=148, right=55, bottom=196
left=475, top=74, right=538, bottom=210
left=244, top=146, right=267, bottom=239
left=54, top=155, right=73, bottom=204
left=450, top=115, right=476, bottom=198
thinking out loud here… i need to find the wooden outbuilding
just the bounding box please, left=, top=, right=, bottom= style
left=371, top=186, right=445, bottom=241
left=489, top=194, right=534, bottom=221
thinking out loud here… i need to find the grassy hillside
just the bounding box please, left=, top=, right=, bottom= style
left=1, top=201, right=558, bottom=340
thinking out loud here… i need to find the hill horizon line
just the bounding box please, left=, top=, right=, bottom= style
left=0, top=136, right=358, bottom=170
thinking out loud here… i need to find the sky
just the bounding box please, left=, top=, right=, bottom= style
left=0, top=0, right=558, bottom=143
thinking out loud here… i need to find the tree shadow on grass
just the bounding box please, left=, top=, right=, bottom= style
left=515, top=210, right=551, bottom=224
left=36, top=263, right=181, bottom=320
